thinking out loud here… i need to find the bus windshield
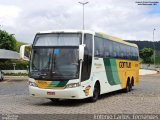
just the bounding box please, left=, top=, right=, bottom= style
left=30, top=48, right=79, bottom=80
left=34, top=33, right=81, bottom=46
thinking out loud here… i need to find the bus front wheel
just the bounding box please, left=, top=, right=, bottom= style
left=90, top=83, right=100, bottom=102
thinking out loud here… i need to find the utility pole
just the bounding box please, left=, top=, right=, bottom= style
left=153, top=28, right=156, bottom=68
left=78, top=1, right=89, bottom=30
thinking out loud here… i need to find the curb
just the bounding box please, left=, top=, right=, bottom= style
left=139, top=69, right=158, bottom=76
left=3, top=76, right=28, bottom=82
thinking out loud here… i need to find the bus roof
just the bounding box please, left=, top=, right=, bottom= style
left=95, top=32, right=138, bottom=48
left=37, top=30, right=138, bottom=48
left=37, top=29, right=95, bottom=34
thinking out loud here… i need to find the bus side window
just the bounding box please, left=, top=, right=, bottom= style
left=126, top=46, right=130, bottom=59
left=123, top=45, right=128, bottom=59
left=94, top=37, right=104, bottom=57
left=99, top=38, right=104, bottom=57
left=95, top=50, right=100, bottom=56
left=104, top=51, right=109, bottom=57
left=116, top=42, right=120, bottom=58
left=135, top=48, right=139, bottom=60
left=104, top=39, right=112, bottom=57
left=130, top=46, right=132, bottom=59
left=131, top=47, right=135, bottom=60
left=112, top=42, right=117, bottom=58
left=109, top=41, right=113, bottom=57
left=94, top=37, right=99, bottom=57
left=119, top=44, right=124, bottom=58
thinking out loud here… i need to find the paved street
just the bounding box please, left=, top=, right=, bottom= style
left=0, top=74, right=160, bottom=114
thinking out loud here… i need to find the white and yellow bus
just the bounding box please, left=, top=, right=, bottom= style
left=29, top=30, right=139, bottom=102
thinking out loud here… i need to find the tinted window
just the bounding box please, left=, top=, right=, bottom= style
left=81, top=34, right=93, bottom=81
left=119, top=44, right=124, bottom=58
left=104, top=39, right=113, bottom=57
left=94, top=37, right=104, bottom=57
left=134, top=47, right=139, bottom=60
left=94, top=36, right=139, bottom=60
left=131, top=47, right=135, bottom=60
left=112, top=42, right=118, bottom=57
left=34, top=33, right=81, bottom=46
left=126, top=46, right=130, bottom=59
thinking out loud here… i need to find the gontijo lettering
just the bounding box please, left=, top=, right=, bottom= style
left=119, top=62, right=131, bottom=68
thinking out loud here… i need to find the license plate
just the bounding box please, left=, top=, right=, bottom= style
left=47, top=92, right=55, bottom=95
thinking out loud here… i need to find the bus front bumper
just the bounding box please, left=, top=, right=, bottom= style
left=29, top=86, right=86, bottom=99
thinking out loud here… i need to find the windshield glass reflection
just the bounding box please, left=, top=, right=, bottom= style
left=30, top=48, right=79, bottom=80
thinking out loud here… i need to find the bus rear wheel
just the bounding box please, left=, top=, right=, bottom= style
left=124, top=80, right=132, bottom=93
left=90, top=83, right=100, bottom=102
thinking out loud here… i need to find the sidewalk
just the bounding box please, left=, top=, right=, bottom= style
left=4, top=76, right=28, bottom=81
left=139, top=69, right=158, bottom=75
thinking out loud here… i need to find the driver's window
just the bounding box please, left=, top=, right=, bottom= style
left=81, top=34, right=93, bottom=81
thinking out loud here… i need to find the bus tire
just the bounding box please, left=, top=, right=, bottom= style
left=0, top=71, right=4, bottom=81
left=124, top=79, right=131, bottom=93
left=130, top=77, right=134, bottom=91
left=129, top=82, right=132, bottom=91
left=90, top=82, right=100, bottom=102
left=1, top=76, right=4, bottom=81
left=49, top=98, right=59, bottom=102
left=0, top=77, right=3, bottom=81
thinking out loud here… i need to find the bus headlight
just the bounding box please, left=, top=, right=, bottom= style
left=65, top=83, right=80, bottom=88
left=29, top=81, right=38, bottom=87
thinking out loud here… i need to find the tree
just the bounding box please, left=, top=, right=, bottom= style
left=0, top=30, right=17, bottom=51
left=139, top=48, right=153, bottom=63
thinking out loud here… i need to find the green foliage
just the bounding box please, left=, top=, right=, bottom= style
left=0, top=60, right=29, bottom=70
left=0, top=30, right=17, bottom=51
left=15, top=41, right=25, bottom=52
left=155, top=51, right=160, bottom=65
left=4, top=73, right=28, bottom=76
left=139, top=48, right=153, bottom=63
left=25, top=46, right=32, bottom=58
left=0, top=29, right=31, bottom=70
left=125, top=40, right=160, bottom=51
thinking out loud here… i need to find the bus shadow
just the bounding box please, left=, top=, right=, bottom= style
left=99, top=89, right=125, bottom=99
left=36, top=89, right=136, bottom=107
left=99, top=88, right=136, bottom=100
left=37, top=99, right=90, bottom=107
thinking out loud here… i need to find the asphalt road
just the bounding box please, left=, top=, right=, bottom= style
left=0, top=74, right=160, bottom=115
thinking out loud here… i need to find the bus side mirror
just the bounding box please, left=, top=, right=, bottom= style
left=20, top=45, right=31, bottom=61
left=79, top=44, right=85, bottom=61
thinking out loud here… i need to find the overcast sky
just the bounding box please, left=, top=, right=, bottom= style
left=0, top=0, right=160, bottom=43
